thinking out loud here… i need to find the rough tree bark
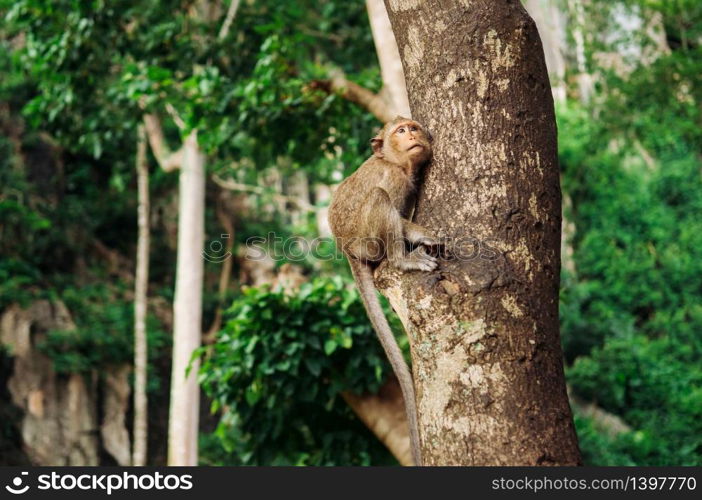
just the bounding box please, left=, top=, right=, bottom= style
left=380, top=0, right=581, bottom=465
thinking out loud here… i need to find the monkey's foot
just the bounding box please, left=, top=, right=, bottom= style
left=394, top=246, right=438, bottom=272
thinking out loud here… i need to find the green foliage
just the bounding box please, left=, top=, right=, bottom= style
left=571, top=414, right=643, bottom=466
left=0, top=257, right=42, bottom=311
left=0, top=0, right=383, bottom=466
left=558, top=109, right=702, bottom=352
left=569, top=335, right=702, bottom=465
left=1, top=0, right=699, bottom=468
left=198, top=278, right=398, bottom=466
left=0, top=138, right=143, bottom=306
left=558, top=15, right=702, bottom=462
left=4, top=0, right=377, bottom=185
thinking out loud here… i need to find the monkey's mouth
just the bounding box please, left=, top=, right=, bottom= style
left=408, top=144, right=424, bottom=151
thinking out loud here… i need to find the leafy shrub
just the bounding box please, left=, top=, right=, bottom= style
left=568, top=334, right=702, bottom=465
left=198, top=277, right=399, bottom=465
left=558, top=103, right=702, bottom=465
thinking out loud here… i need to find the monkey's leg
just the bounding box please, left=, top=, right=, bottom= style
left=359, top=188, right=437, bottom=271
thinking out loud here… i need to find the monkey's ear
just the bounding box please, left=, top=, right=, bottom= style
left=371, top=137, right=384, bottom=158
left=426, top=128, right=434, bottom=143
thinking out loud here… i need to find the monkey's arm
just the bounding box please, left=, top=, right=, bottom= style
left=402, top=219, right=440, bottom=247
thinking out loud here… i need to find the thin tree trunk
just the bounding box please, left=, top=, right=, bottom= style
left=167, top=130, right=205, bottom=466
left=568, top=0, right=594, bottom=104
left=366, top=0, right=411, bottom=116
left=141, top=0, right=241, bottom=467
left=524, top=0, right=567, bottom=105
left=132, top=124, right=149, bottom=466
left=287, top=170, right=310, bottom=227
left=314, top=184, right=333, bottom=237
left=203, top=190, right=236, bottom=344
left=381, top=0, right=581, bottom=465
left=217, top=0, right=241, bottom=41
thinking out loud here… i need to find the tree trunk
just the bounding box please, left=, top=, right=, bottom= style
left=567, top=0, right=594, bottom=104
left=203, top=189, right=236, bottom=343
left=381, top=0, right=581, bottom=465
left=132, top=124, right=149, bottom=466
left=524, top=0, right=567, bottom=105
left=366, top=0, right=412, bottom=116
left=167, top=130, right=205, bottom=465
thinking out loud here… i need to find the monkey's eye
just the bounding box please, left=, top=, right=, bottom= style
left=410, top=126, right=418, bottom=131
left=397, top=127, right=406, bottom=134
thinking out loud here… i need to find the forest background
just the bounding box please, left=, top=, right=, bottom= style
left=0, top=0, right=700, bottom=466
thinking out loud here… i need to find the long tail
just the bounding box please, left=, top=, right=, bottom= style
left=349, top=259, right=422, bottom=466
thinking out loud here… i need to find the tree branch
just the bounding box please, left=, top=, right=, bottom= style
left=212, top=174, right=317, bottom=212
left=309, top=73, right=395, bottom=123
left=342, top=377, right=414, bottom=466
left=568, top=386, right=632, bottom=437
left=142, top=114, right=183, bottom=172
left=165, top=103, right=186, bottom=131
left=217, top=0, right=241, bottom=41
left=203, top=191, right=236, bottom=344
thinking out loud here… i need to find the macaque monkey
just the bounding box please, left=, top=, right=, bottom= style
left=328, top=117, right=439, bottom=466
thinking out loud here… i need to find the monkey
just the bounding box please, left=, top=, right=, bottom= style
left=328, top=116, right=439, bottom=466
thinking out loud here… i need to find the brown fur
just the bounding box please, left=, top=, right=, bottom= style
left=329, top=117, right=437, bottom=269
left=328, top=117, right=438, bottom=466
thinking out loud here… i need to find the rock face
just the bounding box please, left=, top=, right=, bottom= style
left=101, top=364, right=132, bottom=466
left=1, top=301, right=131, bottom=466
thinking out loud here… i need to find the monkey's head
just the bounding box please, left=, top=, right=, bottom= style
left=371, top=116, right=433, bottom=167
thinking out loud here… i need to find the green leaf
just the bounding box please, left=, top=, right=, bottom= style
left=304, top=357, right=322, bottom=377
left=245, top=383, right=261, bottom=406
left=323, top=339, right=337, bottom=355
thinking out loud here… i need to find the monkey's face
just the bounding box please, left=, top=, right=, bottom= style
left=385, top=120, right=432, bottom=165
